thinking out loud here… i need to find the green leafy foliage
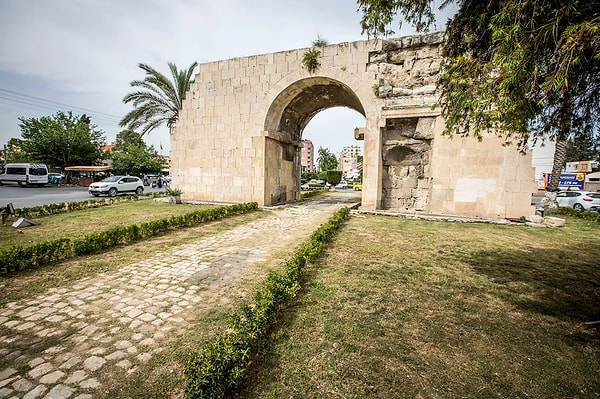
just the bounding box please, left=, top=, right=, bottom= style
left=17, top=111, right=105, bottom=169
left=357, top=0, right=436, bottom=37
left=311, top=35, right=329, bottom=47
left=556, top=207, right=600, bottom=222
left=113, top=129, right=146, bottom=148
left=317, top=146, right=337, bottom=172
left=326, top=170, right=343, bottom=186
left=184, top=207, right=350, bottom=399
left=300, top=171, right=319, bottom=183
left=165, top=187, right=183, bottom=196
left=120, top=62, right=198, bottom=136
left=109, top=142, right=165, bottom=176
left=1, top=138, right=29, bottom=163
left=301, top=47, right=321, bottom=74
left=301, top=188, right=328, bottom=199
left=357, top=0, right=600, bottom=192
left=13, top=192, right=163, bottom=219
left=566, top=132, right=600, bottom=163
left=0, top=202, right=259, bottom=275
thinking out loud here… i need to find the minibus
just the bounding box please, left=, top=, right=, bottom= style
left=0, top=163, right=49, bottom=187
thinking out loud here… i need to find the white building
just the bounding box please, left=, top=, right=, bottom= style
left=339, top=145, right=362, bottom=177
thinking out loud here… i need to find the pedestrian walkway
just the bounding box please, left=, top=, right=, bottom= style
left=0, top=194, right=359, bottom=398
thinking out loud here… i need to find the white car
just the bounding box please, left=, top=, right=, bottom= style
left=556, top=190, right=600, bottom=211
left=88, top=175, right=144, bottom=197
left=335, top=180, right=349, bottom=189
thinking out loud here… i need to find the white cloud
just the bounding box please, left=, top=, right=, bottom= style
left=0, top=0, right=452, bottom=156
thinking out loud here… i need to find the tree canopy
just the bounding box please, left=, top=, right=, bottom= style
left=317, top=146, right=338, bottom=171
left=17, top=111, right=105, bottom=169
left=113, top=129, right=145, bottom=149
left=358, top=0, right=600, bottom=193
left=109, top=130, right=165, bottom=176
left=1, top=138, right=29, bottom=164
left=566, top=133, right=600, bottom=164
left=120, top=61, right=198, bottom=136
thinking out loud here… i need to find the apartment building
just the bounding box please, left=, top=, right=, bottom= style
left=339, top=145, right=362, bottom=177
left=300, top=140, right=315, bottom=172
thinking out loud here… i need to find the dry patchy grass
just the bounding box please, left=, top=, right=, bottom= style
left=0, top=208, right=268, bottom=305
left=237, top=214, right=600, bottom=399
left=0, top=199, right=206, bottom=250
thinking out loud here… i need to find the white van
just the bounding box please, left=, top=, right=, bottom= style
left=0, top=163, right=49, bottom=187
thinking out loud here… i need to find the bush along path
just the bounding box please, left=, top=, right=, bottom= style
left=0, top=202, right=259, bottom=275
left=0, top=198, right=355, bottom=399
left=12, top=192, right=166, bottom=219
left=184, top=207, right=350, bottom=399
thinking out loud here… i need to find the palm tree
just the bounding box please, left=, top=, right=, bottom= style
left=120, top=61, right=198, bottom=136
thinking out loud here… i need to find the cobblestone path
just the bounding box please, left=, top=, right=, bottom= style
left=0, top=194, right=359, bottom=398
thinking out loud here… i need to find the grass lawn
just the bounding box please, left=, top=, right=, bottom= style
left=0, top=199, right=208, bottom=250
left=0, top=203, right=272, bottom=398
left=237, top=214, right=600, bottom=399
left=0, top=200, right=268, bottom=305
left=2, top=199, right=598, bottom=398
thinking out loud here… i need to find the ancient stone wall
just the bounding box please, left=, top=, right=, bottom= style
left=368, top=33, right=441, bottom=213
left=171, top=32, right=536, bottom=219
left=381, top=117, right=434, bottom=211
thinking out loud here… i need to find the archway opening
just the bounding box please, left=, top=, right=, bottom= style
left=303, top=107, right=365, bottom=180
left=263, top=77, right=366, bottom=205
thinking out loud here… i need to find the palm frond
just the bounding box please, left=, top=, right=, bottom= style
left=120, top=61, right=198, bottom=136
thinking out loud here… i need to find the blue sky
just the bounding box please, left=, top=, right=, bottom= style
left=0, top=0, right=456, bottom=157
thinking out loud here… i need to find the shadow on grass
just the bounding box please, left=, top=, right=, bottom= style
left=464, top=246, right=600, bottom=324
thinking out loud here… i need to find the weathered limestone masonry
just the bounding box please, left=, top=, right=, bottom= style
left=171, top=32, right=536, bottom=218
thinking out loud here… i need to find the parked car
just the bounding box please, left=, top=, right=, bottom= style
left=47, top=173, right=64, bottom=184
left=353, top=183, right=363, bottom=191
left=301, top=179, right=327, bottom=191
left=88, top=175, right=144, bottom=197
left=336, top=180, right=349, bottom=189
left=556, top=190, right=600, bottom=211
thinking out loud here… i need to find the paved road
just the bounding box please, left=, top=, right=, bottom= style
left=0, top=193, right=360, bottom=398
left=0, top=185, right=167, bottom=209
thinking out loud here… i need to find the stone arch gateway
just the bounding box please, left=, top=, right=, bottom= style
left=171, top=32, right=536, bottom=218
left=262, top=77, right=365, bottom=205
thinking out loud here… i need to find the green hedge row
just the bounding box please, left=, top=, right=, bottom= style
left=184, top=206, right=351, bottom=399
left=0, top=202, right=259, bottom=275
left=556, top=207, right=600, bottom=222
left=12, top=192, right=165, bottom=219
left=301, top=188, right=328, bottom=199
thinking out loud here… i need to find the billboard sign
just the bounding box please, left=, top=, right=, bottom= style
left=544, top=173, right=586, bottom=190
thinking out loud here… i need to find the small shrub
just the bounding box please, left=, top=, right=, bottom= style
left=556, top=208, right=600, bottom=222
left=12, top=193, right=165, bottom=219
left=302, top=48, right=321, bottom=74
left=0, top=202, right=259, bottom=276
left=165, top=187, right=183, bottom=196
left=184, top=207, right=350, bottom=399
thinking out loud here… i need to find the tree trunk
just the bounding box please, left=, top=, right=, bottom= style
left=547, top=139, right=568, bottom=192
left=540, top=139, right=568, bottom=213
left=542, top=92, right=573, bottom=214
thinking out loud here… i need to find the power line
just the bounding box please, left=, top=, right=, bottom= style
left=0, top=97, right=57, bottom=115
left=0, top=88, right=124, bottom=124
left=0, top=97, right=122, bottom=127
left=0, top=95, right=114, bottom=121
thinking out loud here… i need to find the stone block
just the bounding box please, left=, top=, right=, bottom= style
left=543, top=216, right=565, bottom=227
